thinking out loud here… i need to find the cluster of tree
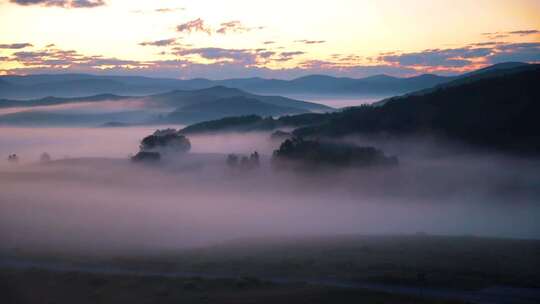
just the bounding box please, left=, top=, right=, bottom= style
left=131, top=129, right=191, bottom=162
left=6, top=152, right=53, bottom=164
left=7, top=154, right=18, bottom=163
left=140, top=129, right=191, bottom=152
left=40, top=152, right=51, bottom=163
left=179, top=113, right=333, bottom=135
left=180, top=115, right=277, bottom=134
left=131, top=151, right=161, bottom=162
left=270, top=130, right=292, bottom=141
left=226, top=152, right=260, bottom=170
left=293, top=67, right=540, bottom=154
left=272, top=137, right=398, bottom=168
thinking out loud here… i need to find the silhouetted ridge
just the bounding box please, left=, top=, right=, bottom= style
left=293, top=67, right=540, bottom=154
left=1, top=62, right=529, bottom=99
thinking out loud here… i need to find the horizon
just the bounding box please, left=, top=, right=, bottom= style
left=0, top=0, right=539, bottom=79
left=0, top=61, right=532, bottom=81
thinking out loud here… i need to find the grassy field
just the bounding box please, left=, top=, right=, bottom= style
left=2, top=235, right=539, bottom=303
left=0, top=268, right=465, bottom=304
left=112, top=235, right=540, bottom=290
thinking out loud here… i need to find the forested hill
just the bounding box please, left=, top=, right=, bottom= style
left=293, top=66, right=540, bottom=153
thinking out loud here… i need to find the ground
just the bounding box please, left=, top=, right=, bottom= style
left=119, top=235, right=540, bottom=290
left=2, top=235, right=539, bottom=303
left=0, top=268, right=465, bottom=304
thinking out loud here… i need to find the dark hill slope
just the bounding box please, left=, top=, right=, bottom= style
left=146, top=86, right=332, bottom=112
left=166, top=96, right=307, bottom=124
left=294, top=67, right=540, bottom=153
left=0, top=62, right=528, bottom=99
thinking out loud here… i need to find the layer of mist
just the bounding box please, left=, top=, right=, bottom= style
left=0, top=98, right=173, bottom=126
left=281, top=94, right=390, bottom=108
left=1, top=127, right=539, bottom=257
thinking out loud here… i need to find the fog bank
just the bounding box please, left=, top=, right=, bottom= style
left=1, top=127, right=539, bottom=256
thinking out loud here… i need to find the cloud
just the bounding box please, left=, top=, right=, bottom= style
left=176, top=19, right=262, bottom=36
left=171, top=45, right=295, bottom=66
left=508, top=30, right=540, bottom=36
left=217, top=21, right=249, bottom=34
left=329, top=54, right=363, bottom=63
left=9, top=0, right=106, bottom=8
left=216, top=21, right=264, bottom=34
left=484, top=34, right=509, bottom=40
left=2, top=40, right=539, bottom=79
left=174, top=47, right=261, bottom=65
left=263, top=41, right=275, bottom=45
left=177, top=18, right=212, bottom=35
left=0, top=43, right=461, bottom=79
left=139, top=38, right=178, bottom=47
left=155, top=7, right=184, bottom=13
left=0, top=43, right=33, bottom=49
left=257, top=51, right=276, bottom=58
left=275, top=51, right=305, bottom=62
left=488, top=42, right=540, bottom=63
left=380, top=47, right=492, bottom=67
left=131, top=7, right=185, bottom=14
left=0, top=51, right=417, bottom=79
left=378, top=42, right=540, bottom=70
left=469, top=42, right=504, bottom=47
left=295, top=40, right=326, bottom=45
left=482, top=29, right=539, bottom=39
left=7, top=47, right=148, bottom=69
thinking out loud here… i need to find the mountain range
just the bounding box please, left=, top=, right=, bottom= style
left=180, top=64, right=540, bottom=154
left=0, top=86, right=330, bottom=126
left=0, top=62, right=530, bottom=100
left=0, top=62, right=535, bottom=129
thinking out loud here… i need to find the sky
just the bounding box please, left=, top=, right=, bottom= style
left=0, top=0, right=539, bottom=79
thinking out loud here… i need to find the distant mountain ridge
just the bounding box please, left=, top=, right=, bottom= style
left=1, top=62, right=529, bottom=99
left=153, top=86, right=330, bottom=124
left=373, top=62, right=534, bottom=106
left=294, top=65, right=540, bottom=153
left=180, top=64, right=540, bottom=154
left=0, top=86, right=332, bottom=126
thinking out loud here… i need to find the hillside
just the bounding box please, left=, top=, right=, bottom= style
left=0, top=111, right=149, bottom=126
left=372, top=63, right=536, bottom=106
left=0, top=63, right=529, bottom=99
left=166, top=96, right=308, bottom=124
left=294, top=67, right=540, bottom=153
left=0, top=94, right=129, bottom=108
left=180, top=113, right=328, bottom=134
left=145, top=86, right=331, bottom=112
left=0, top=86, right=331, bottom=126
left=0, top=72, right=453, bottom=99
left=180, top=66, right=540, bottom=153
left=1, top=65, right=523, bottom=100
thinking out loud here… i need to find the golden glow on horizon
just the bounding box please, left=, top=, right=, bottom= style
left=0, top=0, right=539, bottom=77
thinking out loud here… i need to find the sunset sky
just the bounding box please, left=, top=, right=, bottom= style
left=0, top=0, right=539, bottom=79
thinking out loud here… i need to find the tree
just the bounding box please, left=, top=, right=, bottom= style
left=140, top=132, right=191, bottom=153
left=227, top=154, right=239, bottom=167
left=273, top=137, right=398, bottom=168
left=7, top=154, right=19, bottom=163
left=40, top=152, right=51, bottom=163
left=226, top=151, right=260, bottom=170
left=250, top=151, right=260, bottom=167
left=131, top=151, right=161, bottom=162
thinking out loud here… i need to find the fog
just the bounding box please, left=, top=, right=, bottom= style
left=1, top=126, right=539, bottom=256
left=0, top=100, right=153, bottom=116
left=280, top=94, right=391, bottom=108
left=0, top=99, right=174, bottom=126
